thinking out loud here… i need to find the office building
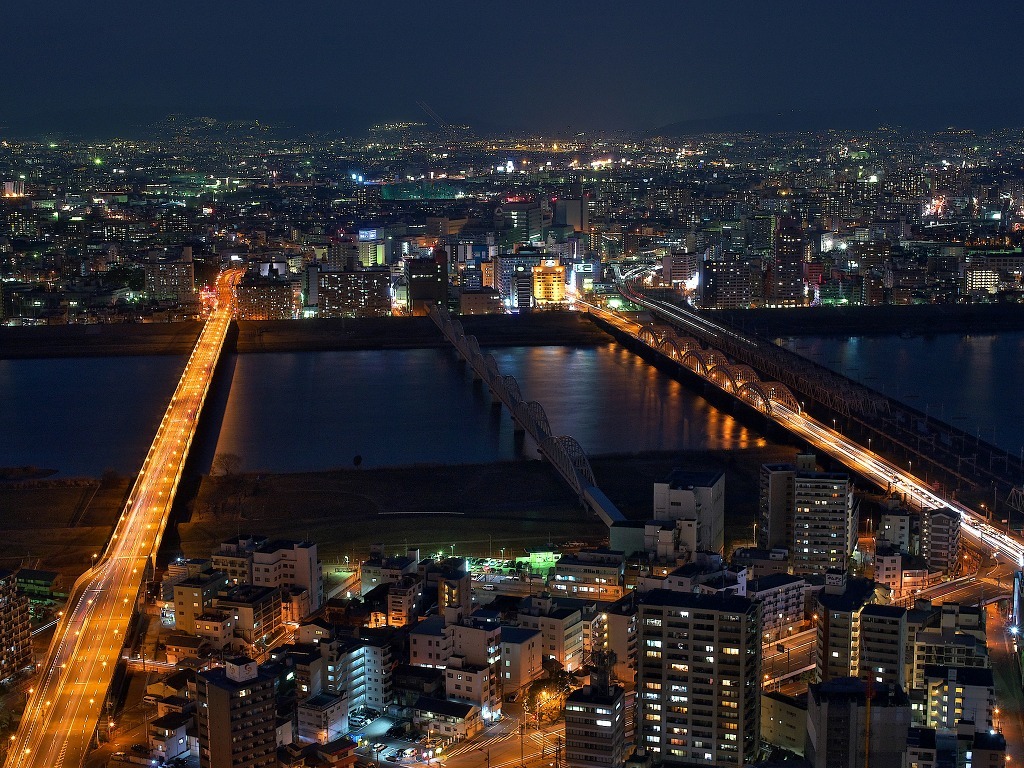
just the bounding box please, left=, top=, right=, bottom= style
left=636, top=589, right=760, bottom=766
left=497, top=201, right=543, bottom=245
left=532, top=259, right=567, bottom=305
left=196, top=657, right=277, bottom=768
left=406, top=249, right=448, bottom=315
left=805, top=678, right=911, bottom=768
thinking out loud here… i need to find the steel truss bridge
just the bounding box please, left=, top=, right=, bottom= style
left=428, top=305, right=625, bottom=526
left=617, top=277, right=1024, bottom=516
left=590, top=282, right=1024, bottom=569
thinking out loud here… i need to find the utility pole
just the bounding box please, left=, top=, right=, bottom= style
left=520, top=721, right=525, bottom=768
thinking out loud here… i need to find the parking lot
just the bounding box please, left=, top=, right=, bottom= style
left=352, top=712, right=445, bottom=766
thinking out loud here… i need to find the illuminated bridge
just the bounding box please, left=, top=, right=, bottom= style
left=618, top=277, right=1024, bottom=513
left=5, top=270, right=243, bottom=768
left=428, top=304, right=625, bottom=526
left=593, top=282, right=1024, bottom=570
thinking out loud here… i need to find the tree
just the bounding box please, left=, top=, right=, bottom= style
left=212, top=452, right=242, bottom=476
left=353, top=454, right=363, bottom=469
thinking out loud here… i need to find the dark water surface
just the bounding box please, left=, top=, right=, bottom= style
left=0, top=356, right=185, bottom=476
left=779, top=331, right=1024, bottom=456
left=212, top=345, right=767, bottom=472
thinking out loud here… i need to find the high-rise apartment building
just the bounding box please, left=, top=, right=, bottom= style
left=814, top=572, right=881, bottom=683
left=144, top=250, right=195, bottom=303
left=318, top=268, right=391, bottom=317
left=196, top=657, right=277, bottom=768
left=759, top=457, right=856, bottom=575
left=805, top=677, right=911, bottom=768
left=565, top=657, right=626, bottom=768
left=920, top=507, right=961, bottom=575
left=0, top=570, right=31, bottom=680
left=636, top=589, right=760, bottom=767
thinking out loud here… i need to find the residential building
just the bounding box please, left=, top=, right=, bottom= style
left=636, top=589, right=761, bottom=766
left=791, top=472, right=856, bottom=576
left=747, top=573, right=806, bottom=642
left=196, top=657, right=277, bottom=768
left=252, top=539, right=323, bottom=613
left=814, top=572, right=881, bottom=683
left=173, top=570, right=231, bottom=634
left=550, top=549, right=625, bottom=600
left=499, top=626, right=542, bottom=694
left=921, top=508, right=961, bottom=575
left=518, top=596, right=585, bottom=672
left=0, top=570, right=31, bottom=681
left=858, top=604, right=907, bottom=689
left=923, top=665, right=995, bottom=731
left=360, top=547, right=420, bottom=596
left=805, top=677, right=911, bottom=768
left=564, top=678, right=626, bottom=768
left=318, top=268, right=391, bottom=317
left=144, top=250, right=195, bottom=303
left=297, top=692, right=348, bottom=744
left=652, top=469, right=725, bottom=554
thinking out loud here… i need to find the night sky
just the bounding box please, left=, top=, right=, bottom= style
left=3, top=0, right=1023, bottom=136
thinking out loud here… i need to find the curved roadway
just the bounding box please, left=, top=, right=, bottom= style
left=5, top=270, right=242, bottom=768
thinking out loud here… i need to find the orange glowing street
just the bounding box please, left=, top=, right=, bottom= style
left=4, top=270, right=242, bottom=768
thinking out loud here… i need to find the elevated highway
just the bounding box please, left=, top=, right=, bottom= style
left=5, top=270, right=242, bottom=768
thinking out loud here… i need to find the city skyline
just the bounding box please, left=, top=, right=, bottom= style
left=4, top=1, right=1024, bottom=137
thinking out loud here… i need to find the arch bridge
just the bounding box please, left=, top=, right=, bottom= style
left=429, top=305, right=624, bottom=526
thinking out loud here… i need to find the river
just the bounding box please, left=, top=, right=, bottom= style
left=778, top=331, right=1024, bottom=456
left=0, top=345, right=765, bottom=477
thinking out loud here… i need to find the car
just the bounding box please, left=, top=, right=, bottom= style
left=373, top=743, right=388, bottom=753
left=386, top=751, right=402, bottom=761
left=403, top=748, right=418, bottom=757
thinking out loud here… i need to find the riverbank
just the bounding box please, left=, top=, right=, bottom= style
left=0, top=313, right=612, bottom=359
left=171, top=444, right=796, bottom=566
left=0, top=322, right=203, bottom=359
left=232, top=312, right=611, bottom=352
left=717, top=302, right=1024, bottom=338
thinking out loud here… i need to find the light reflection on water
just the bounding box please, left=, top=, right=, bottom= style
left=1, top=345, right=770, bottom=477
left=214, top=345, right=765, bottom=471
